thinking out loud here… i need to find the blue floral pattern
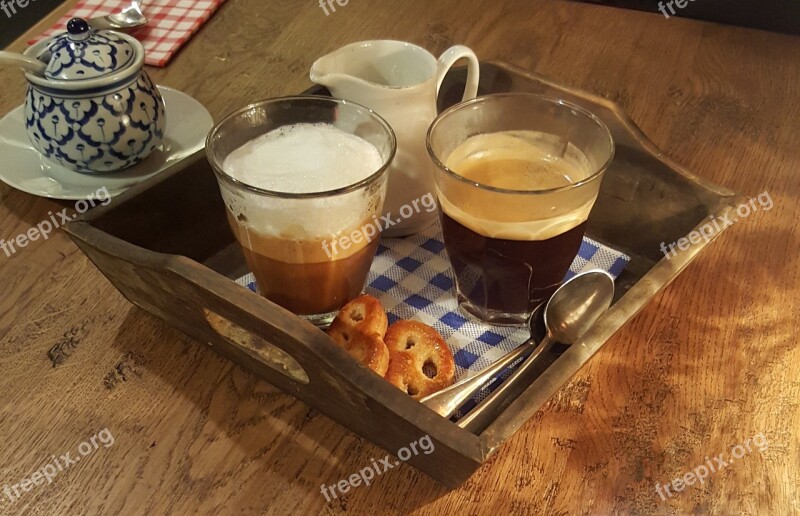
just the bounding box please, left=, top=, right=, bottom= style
left=44, top=31, right=134, bottom=80
left=25, top=72, right=166, bottom=174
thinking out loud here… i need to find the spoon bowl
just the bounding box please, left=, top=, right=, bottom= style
left=88, top=1, right=148, bottom=31
left=455, top=270, right=615, bottom=432
left=545, top=270, right=617, bottom=344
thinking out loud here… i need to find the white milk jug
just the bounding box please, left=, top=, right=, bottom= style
left=310, top=40, right=479, bottom=236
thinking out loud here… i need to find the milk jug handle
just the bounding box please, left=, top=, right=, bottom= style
left=436, top=46, right=480, bottom=103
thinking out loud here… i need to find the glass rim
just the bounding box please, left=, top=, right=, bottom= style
left=206, top=95, right=397, bottom=199
left=426, top=93, right=615, bottom=196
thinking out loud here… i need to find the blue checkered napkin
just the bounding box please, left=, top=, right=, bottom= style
left=236, top=220, right=629, bottom=415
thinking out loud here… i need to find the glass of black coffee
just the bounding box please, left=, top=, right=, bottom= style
left=426, top=93, right=614, bottom=325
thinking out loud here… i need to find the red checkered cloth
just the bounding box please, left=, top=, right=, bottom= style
left=32, top=0, right=226, bottom=67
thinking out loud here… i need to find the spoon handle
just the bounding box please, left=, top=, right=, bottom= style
left=421, top=339, right=536, bottom=418
left=0, top=51, right=46, bottom=75
left=457, top=335, right=554, bottom=433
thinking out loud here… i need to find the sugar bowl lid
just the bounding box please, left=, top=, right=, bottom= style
left=42, top=18, right=138, bottom=81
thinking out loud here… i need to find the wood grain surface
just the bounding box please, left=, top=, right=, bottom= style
left=0, top=0, right=798, bottom=514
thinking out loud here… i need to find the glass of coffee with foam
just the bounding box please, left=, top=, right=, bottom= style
left=207, top=96, right=396, bottom=327
left=427, top=93, right=614, bottom=325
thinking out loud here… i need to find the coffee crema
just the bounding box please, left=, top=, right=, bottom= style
left=439, top=130, right=595, bottom=316
left=441, top=130, right=594, bottom=241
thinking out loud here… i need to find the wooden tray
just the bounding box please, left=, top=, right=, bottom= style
left=64, top=61, right=742, bottom=488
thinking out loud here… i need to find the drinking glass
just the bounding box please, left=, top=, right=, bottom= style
left=207, top=96, right=396, bottom=327
left=426, top=93, right=614, bottom=325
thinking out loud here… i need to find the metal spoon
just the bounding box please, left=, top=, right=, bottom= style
left=456, top=270, right=615, bottom=433
left=88, top=1, right=147, bottom=31
left=0, top=51, right=46, bottom=75
left=421, top=270, right=615, bottom=420
left=421, top=319, right=541, bottom=419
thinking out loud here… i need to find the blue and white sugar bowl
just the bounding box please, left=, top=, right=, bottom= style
left=22, top=18, right=166, bottom=174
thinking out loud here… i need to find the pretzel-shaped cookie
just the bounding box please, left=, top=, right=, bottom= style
left=327, top=295, right=390, bottom=376
left=329, top=294, right=388, bottom=337
left=327, top=327, right=390, bottom=376
left=384, top=321, right=455, bottom=399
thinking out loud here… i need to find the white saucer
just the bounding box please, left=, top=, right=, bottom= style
left=0, top=86, right=212, bottom=200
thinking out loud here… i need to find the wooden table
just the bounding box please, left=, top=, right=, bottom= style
left=1, top=1, right=798, bottom=513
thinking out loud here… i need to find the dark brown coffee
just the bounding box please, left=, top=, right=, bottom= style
left=442, top=213, right=586, bottom=314
left=439, top=130, right=595, bottom=321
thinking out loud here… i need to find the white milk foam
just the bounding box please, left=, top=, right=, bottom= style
left=221, top=123, right=383, bottom=239
left=223, top=123, right=382, bottom=193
